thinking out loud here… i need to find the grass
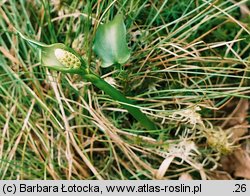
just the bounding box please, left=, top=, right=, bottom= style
left=0, top=0, right=250, bottom=179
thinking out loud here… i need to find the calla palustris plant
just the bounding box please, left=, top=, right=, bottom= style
left=16, top=15, right=156, bottom=130
left=17, top=31, right=87, bottom=74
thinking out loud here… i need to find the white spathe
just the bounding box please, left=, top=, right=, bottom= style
left=54, top=48, right=66, bottom=60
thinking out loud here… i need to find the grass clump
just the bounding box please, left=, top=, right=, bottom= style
left=0, top=0, right=249, bottom=180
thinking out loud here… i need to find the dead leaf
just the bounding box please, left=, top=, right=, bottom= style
left=229, top=0, right=250, bottom=18
left=240, top=3, right=250, bottom=18
left=221, top=99, right=248, bottom=142
left=222, top=99, right=248, bottom=128
left=227, top=121, right=248, bottom=141
left=208, top=171, right=233, bottom=180
left=155, top=156, right=174, bottom=179
left=221, top=148, right=250, bottom=179
left=179, top=173, right=193, bottom=180
left=233, top=149, right=250, bottom=179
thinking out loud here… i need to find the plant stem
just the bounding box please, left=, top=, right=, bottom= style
left=81, top=71, right=157, bottom=130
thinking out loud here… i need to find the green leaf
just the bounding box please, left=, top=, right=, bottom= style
left=93, top=14, right=130, bottom=68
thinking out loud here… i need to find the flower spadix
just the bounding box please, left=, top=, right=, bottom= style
left=17, top=30, right=86, bottom=73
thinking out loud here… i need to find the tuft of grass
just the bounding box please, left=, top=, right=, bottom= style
left=0, top=0, right=249, bottom=179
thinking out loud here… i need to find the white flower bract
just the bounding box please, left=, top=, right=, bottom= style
left=54, top=48, right=66, bottom=59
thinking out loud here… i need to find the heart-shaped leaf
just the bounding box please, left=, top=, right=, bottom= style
left=93, top=14, right=130, bottom=68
